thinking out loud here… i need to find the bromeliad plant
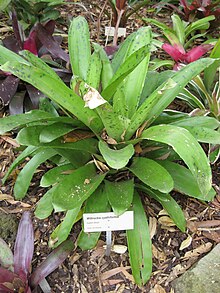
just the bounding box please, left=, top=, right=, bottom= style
left=0, top=16, right=220, bottom=285
left=0, top=211, right=73, bottom=292
left=145, top=13, right=214, bottom=69
left=179, top=0, right=220, bottom=22
left=177, top=38, right=220, bottom=163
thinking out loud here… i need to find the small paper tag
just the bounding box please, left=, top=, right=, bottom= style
left=105, top=26, right=126, bottom=37
left=83, top=211, right=134, bottom=232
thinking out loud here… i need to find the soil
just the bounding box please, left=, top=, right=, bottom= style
left=0, top=1, right=220, bottom=292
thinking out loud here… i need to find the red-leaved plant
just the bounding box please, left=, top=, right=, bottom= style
left=180, top=0, right=220, bottom=20
left=162, top=42, right=212, bottom=70
left=0, top=10, right=69, bottom=114
left=0, top=211, right=73, bottom=292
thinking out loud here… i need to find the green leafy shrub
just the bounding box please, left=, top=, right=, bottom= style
left=0, top=16, right=219, bottom=285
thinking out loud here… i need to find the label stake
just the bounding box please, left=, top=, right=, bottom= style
left=105, top=230, right=112, bottom=256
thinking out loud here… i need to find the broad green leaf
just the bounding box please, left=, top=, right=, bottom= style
left=96, top=103, right=125, bottom=141
left=39, top=123, right=76, bottom=143
left=68, top=16, right=91, bottom=81
left=157, top=161, right=216, bottom=201
left=0, top=110, right=60, bottom=135
left=185, top=16, right=215, bottom=39
left=0, top=44, right=29, bottom=66
left=17, top=125, right=46, bottom=145
left=101, top=45, right=150, bottom=101
left=182, top=126, right=220, bottom=144
left=52, top=163, right=106, bottom=210
left=171, top=14, right=185, bottom=45
left=119, top=27, right=152, bottom=118
left=2, top=146, right=38, bottom=184
left=111, top=32, right=136, bottom=73
left=78, top=185, right=110, bottom=250
left=99, top=141, right=134, bottom=169
left=19, top=50, right=62, bottom=82
left=204, top=39, right=220, bottom=90
left=0, top=0, right=11, bottom=10
left=39, top=97, right=59, bottom=116
left=141, top=125, right=212, bottom=196
left=137, top=184, right=186, bottom=232
left=35, top=186, right=57, bottom=219
left=105, top=179, right=134, bottom=215
left=86, top=51, right=102, bottom=90
left=14, top=148, right=57, bottom=199
left=93, top=43, right=113, bottom=90
left=0, top=238, right=13, bottom=270
left=0, top=62, right=103, bottom=134
left=40, top=163, right=74, bottom=187
left=126, top=191, right=152, bottom=286
left=54, top=149, right=90, bottom=168
left=171, top=116, right=220, bottom=129
left=140, top=71, right=174, bottom=104
left=44, top=138, right=98, bottom=154
left=113, top=87, right=128, bottom=119
left=129, top=157, right=173, bottom=193
left=16, top=125, right=98, bottom=154
left=49, top=207, right=82, bottom=248
left=126, top=58, right=215, bottom=139
left=149, top=59, right=174, bottom=71
left=144, top=17, right=171, bottom=32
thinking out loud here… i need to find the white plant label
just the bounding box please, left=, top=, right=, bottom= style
left=83, top=211, right=134, bottom=232
left=105, top=26, right=126, bottom=37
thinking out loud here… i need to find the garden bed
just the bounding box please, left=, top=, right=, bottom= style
left=0, top=1, right=220, bottom=292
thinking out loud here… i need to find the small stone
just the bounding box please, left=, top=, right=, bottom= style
left=172, top=244, right=220, bottom=293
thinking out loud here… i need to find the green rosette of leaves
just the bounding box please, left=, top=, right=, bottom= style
left=0, top=16, right=219, bottom=286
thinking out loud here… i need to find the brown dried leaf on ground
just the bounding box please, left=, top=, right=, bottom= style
left=101, top=266, right=131, bottom=280
left=150, top=284, right=167, bottom=293
left=152, top=244, right=166, bottom=262
left=179, top=235, right=192, bottom=251
left=202, top=229, right=220, bottom=243
left=182, top=242, right=213, bottom=260
left=149, top=217, right=157, bottom=239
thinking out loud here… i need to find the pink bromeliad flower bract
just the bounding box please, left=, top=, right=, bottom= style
left=162, top=42, right=212, bottom=70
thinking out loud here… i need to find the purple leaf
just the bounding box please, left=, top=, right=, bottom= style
left=13, top=211, right=34, bottom=283
left=0, top=267, right=27, bottom=293
left=0, top=238, right=14, bottom=271
left=0, top=267, right=18, bottom=283
left=0, top=267, right=24, bottom=292
left=185, top=44, right=212, bottom=63
left=26, top=84, right=44, bottom=109
left=2, top=35, right=21, bottom=54
left=23, top=31, right=38, bottom=56
left=162, top=43, right=185, bottom=62
left=11, top=10, right=23, bottom=50
left=116, top=0, right=126, bottom=10
left=35, top=23, right=69, bottom=63
left=43, top=20, right=56, bottom=37
left=30, top=240, right=74, bottom=288
left=104, top=45, right=118, bottom=57
left=0, top=76, right=19, bottom=107
left=9, top=91, right=25, bottom=115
